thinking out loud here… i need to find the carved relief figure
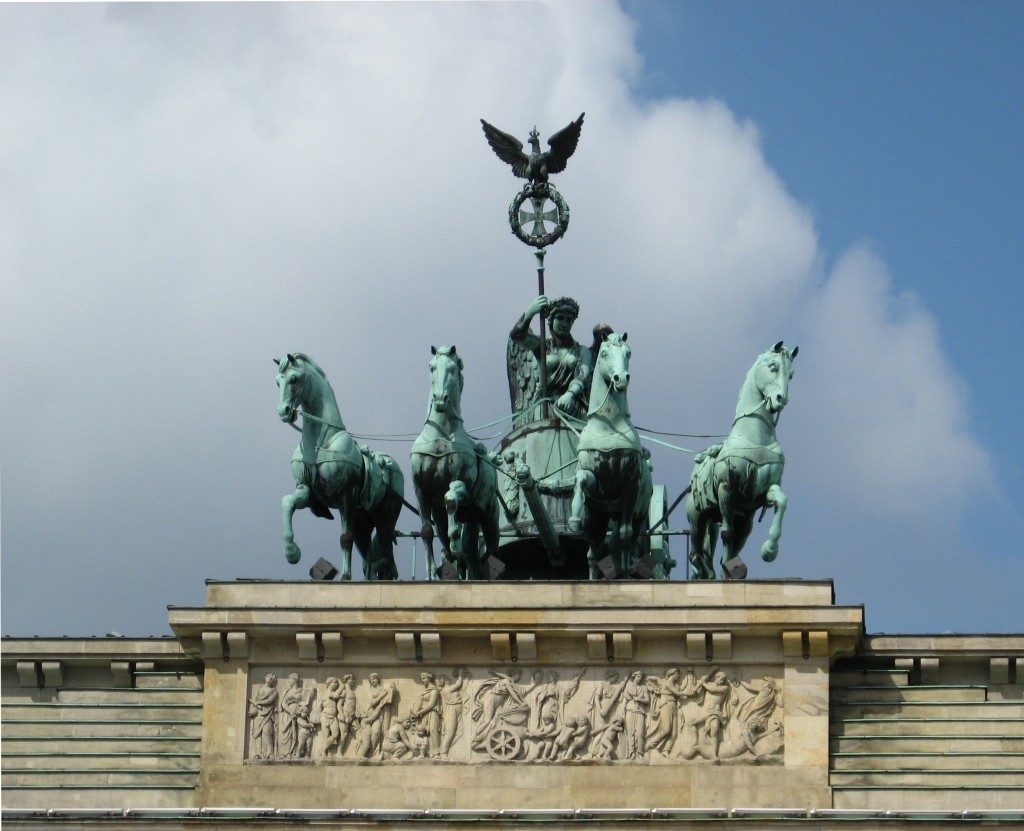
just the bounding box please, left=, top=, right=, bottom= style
left=564, top=714, right=592, bottom=760
left=471, top=669, right=537, bottom=753
left=591, top=716, right=625, bottom=760
left=295, top=703, right=315, bottom=758
left=646, top=668, right=691, bottom=756
left=621, top=670, right=650, bottom=759
left=407, top=673, right=442, bottom=757
left=588, top=669, right=624, bottom=732
left=437, top=668, right=470, bottom=758
left=279, top=673, right=304, bottom=758
left=317, top=674, right=357, bottom=758
left=679, top=669, right=731, bottom=762
left=382, top=717, right=418, bottom=760
left=721, top=675, right=784, bottom=760
left=248, top=673, right=278, bottom=760
left=355, top=672, right=396, bottom=759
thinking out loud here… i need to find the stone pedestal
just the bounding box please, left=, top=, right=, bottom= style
left=169, top=580, right=861, bottom=810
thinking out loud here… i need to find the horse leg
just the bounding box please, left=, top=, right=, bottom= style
left=716, top=479, right=735, bottom=549
left=585, top=508, right=612, bottom=580
left=688, top=510, right=715, bottom=581
left=617, top=469, right=647, bottom=574
left=338, top=505, right=354, bottom=581
left=413, top=482, right=438, bottom=581
left=282, top=484, right=312, bottom=564
left=722, top=512, right=753, bottom=580
left=760, top=483, right=787, bottom=562
left=480, top=497, right=501, bottom=563
left=445, top=481, right=469, bottom=578
left=370, top=495, right=401, bottom=580
left=568, top=467, right=595, bottom=534
left=351, top=511, right=374, bottom=580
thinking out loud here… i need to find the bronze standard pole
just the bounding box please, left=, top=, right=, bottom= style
left=535, top=247, right=548, bottom=419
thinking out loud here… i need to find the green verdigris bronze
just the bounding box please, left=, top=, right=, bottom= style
left=507, top=295, right=594, bottom=425
left=567, top=332, right=653, bottom=579
left=686, top=342, right=799, bottom=580
left=481, top=114, right=584, bottom=249
left=480, top=113, right=584, bottom=186
left=411, top=346, right=501, bottom=580
left=275, top=354, right=404, bottom=581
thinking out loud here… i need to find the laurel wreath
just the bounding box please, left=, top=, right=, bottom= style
left=508, top=183, right=570, bottom=248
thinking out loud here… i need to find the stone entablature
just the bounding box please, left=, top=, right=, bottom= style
left=161, top=580, right=859, bottom=810
left=4, top=581, right=1023, bottom=824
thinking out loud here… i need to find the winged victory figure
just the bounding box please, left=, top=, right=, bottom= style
left=480, top=113, right=585, bottom=185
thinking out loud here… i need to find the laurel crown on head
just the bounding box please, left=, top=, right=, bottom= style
left=545, top=297, right=579, bottom=321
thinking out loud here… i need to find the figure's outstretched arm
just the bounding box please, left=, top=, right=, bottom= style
left=511, top=295, right=549, bottom=341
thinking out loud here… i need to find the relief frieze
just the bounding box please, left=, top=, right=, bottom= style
left=246, top=666, right=783, bottom=765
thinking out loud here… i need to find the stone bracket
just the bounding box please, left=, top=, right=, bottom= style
left=490, top=632, right=537, bottom=662
left=990, top=657, right=1019, bottom=685
left=586, top=631, right=633, bottom=661
left=295, top=632, right=345, bottom=663
left=396, top=631, right=441, bottom=662
left=41, top=661, right=63, bottom=688
left=895, top=656, right=940, bottom=685
left=686, top=631, right=732, bottom=663
left=201, top=631, right=250, bottom=662
left=16, top=661, right=40, bottom=688
left=783, top=630, right=829, bottom=660
left=110, top=660, right=156, bottom=688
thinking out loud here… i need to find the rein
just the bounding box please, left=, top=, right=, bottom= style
left=732, top=397, right=781, bottom=429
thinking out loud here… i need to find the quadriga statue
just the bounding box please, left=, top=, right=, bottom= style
left=275, top=353, right=404, bottom=580
left=686, top=341, right=798, bottom=580
left=567, top=332, right=653, bottom=579
left=411, top=345, right=501, bottom=580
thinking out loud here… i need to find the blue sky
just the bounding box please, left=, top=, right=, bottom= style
left=1, top=1, right=1021, bottom=637
left=628, top=0, right=1024, bottom=580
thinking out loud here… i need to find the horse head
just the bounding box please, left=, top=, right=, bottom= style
left=428, top=345, right=464, bottom=418
left=753, top=341, right=798, bottom=416
left=274, top=352, right=325, bottom=423
left=593, top=332, right=631, bottom=393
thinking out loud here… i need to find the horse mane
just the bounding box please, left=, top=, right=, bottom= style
left=290, top=353, right=327, bottom=379
left=590, top=323, right=614, bottom=353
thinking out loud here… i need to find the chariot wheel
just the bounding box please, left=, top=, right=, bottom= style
left=486, top=726, right=522, bottom=761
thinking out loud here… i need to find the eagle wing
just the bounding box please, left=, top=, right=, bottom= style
left=543, top=112, right=585, bottom=176
left=480, top=119, right=530, bottom=179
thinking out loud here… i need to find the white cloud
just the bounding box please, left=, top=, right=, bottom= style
left=0, top=2, right=1004, bottom=634
left=789, top=245, right=993, bottom=516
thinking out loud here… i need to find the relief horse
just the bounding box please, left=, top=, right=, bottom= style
left=568, top=333, right=653, bottom=579
left=275, top=353, right=404, bottom=580
left=411, top=345, right=500, bottom=580
left=686, top=341, right=798, bottom=580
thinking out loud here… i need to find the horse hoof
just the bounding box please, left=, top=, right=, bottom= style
left=722, top=558, right=748, bottom=580
left=761, top=541, right=778, bottom=562
left=284, top=544, right=301, bottom=565
left=567, top=518, right=582, bottom=533
left=340, top=571, right=352, bottom=582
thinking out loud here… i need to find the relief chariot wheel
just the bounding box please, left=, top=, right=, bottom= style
left=485, top=726, right=523, bottom=761
left=508, top=183, right=570, bottom=249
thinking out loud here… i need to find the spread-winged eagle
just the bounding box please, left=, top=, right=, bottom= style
left=480, top=113, right=585, bottom=185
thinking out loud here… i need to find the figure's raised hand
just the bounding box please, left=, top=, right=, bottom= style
left=526, top=295, right=549, bottom=318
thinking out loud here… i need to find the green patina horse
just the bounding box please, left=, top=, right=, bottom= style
left=411, top=345, right=500, bottom=580
left=686, top=341, right=798, bottom=580
left=275, top=353, right=404, bottom=581
left=568, top=333, right=653, bottom=579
